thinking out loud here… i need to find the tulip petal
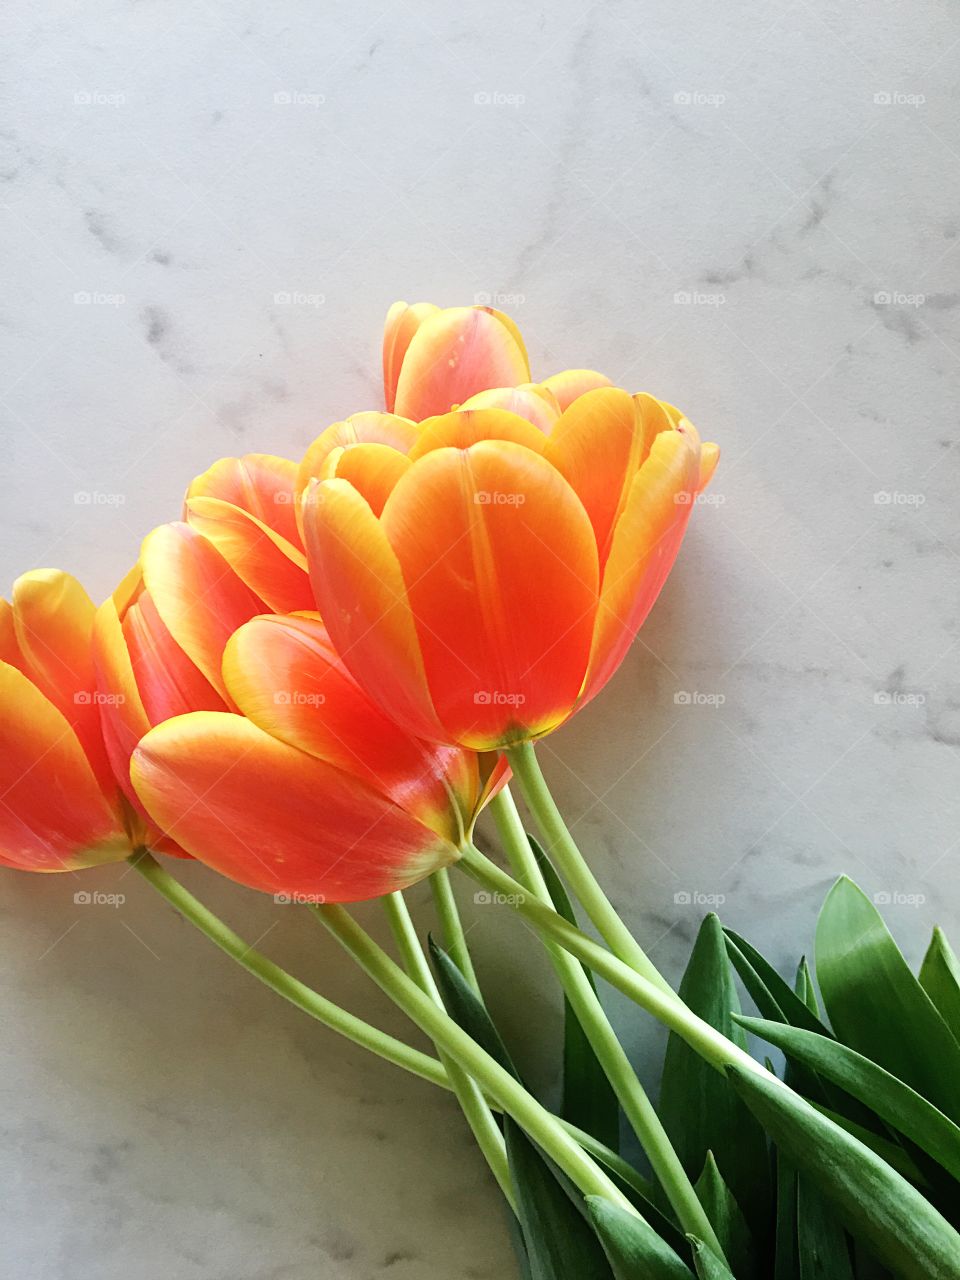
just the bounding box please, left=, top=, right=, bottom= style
left=0, top=663, right=127, bottom=870
left=409, top=408, right=548, bottom=461
left=582, top=430, right=701, bottom=703
left=302, top=479, right=443, bottom=742
left=542, top=369, right=613, bottom=410
left=299, top=413, right=419, bottom=493
left=186, top=454, right=303, bottom=550
left=546, top=388, right=652, bottom=567
left=383, top=301, right=440, bottom=412
left=459, top=385, right=560, bottom=434
left=185, top=496, right=313, bottom=613
left=131, top=712, right=458, bottom=901
left=224, top=612, right=478, bottom=842
left=322, top=443, right=412, bottom=517
left=140, top=523, right=263, bottom=702
left=394, top=307, right=530, bottom=421
left=381, top=441, right=599, bottom=747
left=11, top=570, right=114, bottom=795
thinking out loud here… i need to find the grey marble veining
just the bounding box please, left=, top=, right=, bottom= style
left=1, top=2, right=959, bottom=1276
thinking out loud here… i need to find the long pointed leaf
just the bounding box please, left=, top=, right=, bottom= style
left=507, top=1120, right=614, bottom=1279
left=815, top=878, right=960, bottom=1123
left=587, top=1196, right=694, bottom=1279
left=429, top=935, right=521, bottom=1078
left=797, top=1175, right=854, bottom=1280
left=919, top=927, right=960, bottom=1039
left=660, top=915, right=770, bottom=1234
left=726, top=1064, right=960, bottom=1280
left=734, top=1016, right=960, bottom=1182
left=689, top=1238, right=737, bottom=1280
left=694, top=1152, right=754, bottom=1279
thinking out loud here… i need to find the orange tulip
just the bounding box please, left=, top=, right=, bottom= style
left=130, top=611, right=505, bottom=902
left=300, top=388, right=718, bottom=750
left=0, top=570, right=134, bottom=870
left=382, top=300, right=613, bottom=421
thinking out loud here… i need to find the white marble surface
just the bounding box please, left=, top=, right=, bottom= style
left=2, top=2, right=960, bottom=1276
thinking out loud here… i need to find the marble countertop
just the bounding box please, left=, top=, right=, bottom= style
left=2, top=2, right=959, bottom=1276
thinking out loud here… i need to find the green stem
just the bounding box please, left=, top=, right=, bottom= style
left=506, top=742, right=675, bottom=998
left=383, top=892, right=514, bottom=1209
left=312, top=902, right=641, bottom=1217
left=128, top=851, right=446, bottom=1088
left=130, top=852, right=663, bottom=1200
left=459, top=844, right=765, bottom=1081
left=430, top=868, right=479, bottom=992
left=491, top=788, right=727, bottom=1262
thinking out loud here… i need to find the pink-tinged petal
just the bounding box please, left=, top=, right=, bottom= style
left=185, top=496, right=313, bottom=613
left=11, top=570, right=114, bottom=796
left=581, top=430, right=701, bottom=703
left=545, top=388, right=649, bottom=568
left=542, top=369, right=613, bottom=410
left=186, top=454, right=303, bottom=550
left=0, top=663, right=128, bottom=871
left=302, top=479, right=443, bottom=742
left=140, top=523, right=264, bottom=702
left=383, top=301, right=440, bottom=412
left=299, top=413, right=419, bottom=492
left=409, top=408, right=548, bottom=461
left=394, top=307, right=530, bottom=421
left=224, top=613, right=478, bottom=842
left=131, top=712, right=459, bottom=902
left=320, top=444, right=412, bottom=518
left=458, top=385, right=560, bottom=434
left=381, top=442, right=599, bottom=748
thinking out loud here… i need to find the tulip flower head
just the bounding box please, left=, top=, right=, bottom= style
left=130, top=612, right=504, bottom=902
left=300, top=385, right=718, bottom=751
left=0, top=570, right=135, bottom=870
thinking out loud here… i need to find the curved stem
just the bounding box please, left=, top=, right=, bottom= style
left=128, top=851, right=446, bottom=1089
left=506, top=742, right=676, bottom=998
left=312, top=902, right=641, bottom=1217
left=430, top=868, right=479, bottom=993
left=130, top=852, right=665, bottom=1200
left=383, top=892, right=514, bottom=1209
left=459, top=844, right=765, bottom=1081
left=491, top=788, right=727, bottom=1262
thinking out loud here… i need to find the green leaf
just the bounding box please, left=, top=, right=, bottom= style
left=774, top=1151, right=799, bottom=1280
left=815, top=878, right=960, bottom=1123
left=724, top=931, right=831, bottom=1036
left=688, top=1238, right=738, bottom=1280
left=734, top=1017, right=960, bottom=1183
left=586, top=1196, right=694, bottom=1279
left=794, top=958, right=820, bottom=1018
left=694, top=1152, right=754, bottom=1279
left=660, top=915, right=770, bottom=1234
left=506, top=1120, right=615, bottom=1279
left=428, top=935, right=522, bottom=1079
left=919, top=927, right=960, bottom=1039
left=797, top=1175, right=854, bottom=1280
left=726, top=1063, right=960, bottom=1280
left=531, top=836, right=620, bottom=1152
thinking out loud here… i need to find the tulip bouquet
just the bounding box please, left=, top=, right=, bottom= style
left=3, top=302, right=959, bottom=1279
